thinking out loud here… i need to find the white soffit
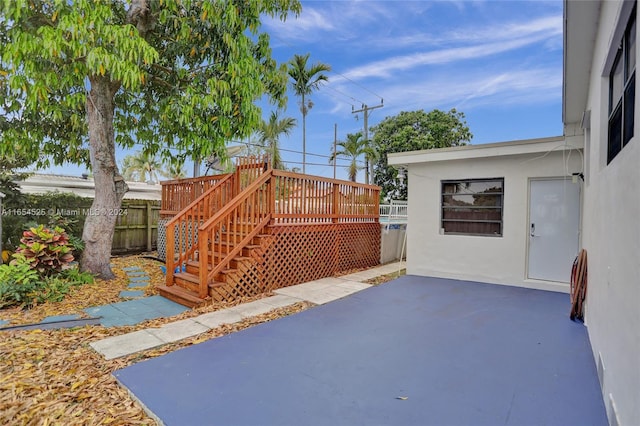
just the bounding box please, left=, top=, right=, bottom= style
left=563, top=0, right=601, bottom=125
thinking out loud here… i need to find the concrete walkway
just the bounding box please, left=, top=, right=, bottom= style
left=90, top=262, right=403, bottom=360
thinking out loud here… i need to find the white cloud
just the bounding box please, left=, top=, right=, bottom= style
left=343, top=32, right=556, bottom=79
left=325, top=66, right=561, bottom=116
left=263, top=1, right=404, bottom=43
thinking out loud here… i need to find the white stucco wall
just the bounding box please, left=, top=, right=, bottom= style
left=397, top=143, right=583, bottom=293
left=575, top=2, right=640, bottom=424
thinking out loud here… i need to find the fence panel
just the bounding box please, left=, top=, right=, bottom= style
left=111, top=200, right=161, bottom=254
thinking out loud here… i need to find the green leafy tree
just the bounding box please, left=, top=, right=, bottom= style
left=258, top=110, right=297, bottom=169
left=287, top=53, right=331, bottom=174
left=0, top=0, right=301, bottom=278
left=371, top=109, right=472, bottom=200
left=330, top=131, right=369, bottom=182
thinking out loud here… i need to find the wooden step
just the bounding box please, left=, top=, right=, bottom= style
left=207, top=244, right=261, bottom=257
left=157, top=284, right=208, bottom=308
left=211, top=241, right=261, bottom=250
left=185, top=257, right=250, bottom=274
left=220, top=232, right=271, bottom=243
left=174, top=272, right=201, bottom=293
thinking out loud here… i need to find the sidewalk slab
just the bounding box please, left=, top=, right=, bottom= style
left=259, top=294, right=301, bottom=308
left=228, top=300, right=281, bottom=319
left=334, top=281, right=372, bottom=291
left=91, top=330, right=164, bottom=360
left=194, top=309, right=244, bottom=329
left=298, top=285, right=366, bottom=305
left=147, top=319, right=209, bottom=343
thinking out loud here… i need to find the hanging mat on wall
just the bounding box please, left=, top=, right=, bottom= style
left=570, top=249, right=588, bottom=322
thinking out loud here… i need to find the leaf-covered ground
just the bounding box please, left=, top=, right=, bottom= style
left=0, top=254, right=312, bottom=425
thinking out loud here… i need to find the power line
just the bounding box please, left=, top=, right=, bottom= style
left=331, top=70, right=384, bottom=103
left=229, top=139, right=366, bottom=166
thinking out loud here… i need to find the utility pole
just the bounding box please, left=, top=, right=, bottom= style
left=333, top=123, right=337, bottom=180
left=352, top=100, right=383, bottom=185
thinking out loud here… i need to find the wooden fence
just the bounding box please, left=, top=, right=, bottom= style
left=112, top=200, right=161, bottom=254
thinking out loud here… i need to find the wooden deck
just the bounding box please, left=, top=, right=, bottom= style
left=159, top=157, right=381, bottom=307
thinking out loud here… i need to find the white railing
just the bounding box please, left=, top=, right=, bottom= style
left=379, top=200, right=408, bottom=223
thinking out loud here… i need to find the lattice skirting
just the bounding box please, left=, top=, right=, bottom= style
left=157, top=219, right=201, bottom=262
left=208, top=223, right=380, bottom=302
left=157, top=218, right=169, bottom=261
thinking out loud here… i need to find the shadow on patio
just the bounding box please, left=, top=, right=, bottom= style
left=115, top=275, right=606, bottom=426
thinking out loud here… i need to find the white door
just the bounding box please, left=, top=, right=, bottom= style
left=528, top=179, right=581, bottom=282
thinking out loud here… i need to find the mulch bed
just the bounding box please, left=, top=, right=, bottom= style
left=0, top=254, right=312, bottom=425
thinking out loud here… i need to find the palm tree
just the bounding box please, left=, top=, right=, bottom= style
left=166, top=161, right=186, bottom=180
left=288, top=53, right=331, bottom=174
left=121, top=151, right=166, bottom=183
left=330, top=132, right=368, bottom=182
left=258, top=111, right=296, bottom=169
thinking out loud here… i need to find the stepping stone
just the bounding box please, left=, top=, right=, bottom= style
left=122, top=266, right=142, bottom=271
left=0, top=319, right=9, bottom=327
left=129, top=275, right=150, bottom=282
left=42, top=314, right=80, bottom=323
left=119, top=290, right=145, bottom=299
left=128, top=282, right=149, bottom=289
left=126, top=271, right=148, bottom=277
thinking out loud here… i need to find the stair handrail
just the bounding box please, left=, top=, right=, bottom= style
left=165, top=173, right=236, bottom=289
left=196, top=170, right=273, bottom=297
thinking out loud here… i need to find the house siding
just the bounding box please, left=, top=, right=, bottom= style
left=404, top=148, right=582, bottom=292
left=576, top=2, right=640, bottom=424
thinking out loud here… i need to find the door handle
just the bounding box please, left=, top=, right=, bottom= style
left=530, top=223, right=536, bottom=237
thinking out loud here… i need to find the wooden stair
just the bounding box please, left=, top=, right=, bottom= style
left=160, top=232, right=271, bottom=307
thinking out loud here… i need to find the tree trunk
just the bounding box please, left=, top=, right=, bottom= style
left=80, top=76, right=128, bottom=279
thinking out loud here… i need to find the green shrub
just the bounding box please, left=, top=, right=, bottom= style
left=36, top=276, right=74, bottom=304
left=0, top=262, right=42, bottom=309
left=0, top=263, right=93, bottom=309
left=13, top=225, right=75, bottom=277
left=61, top=267, right=94, bottom=285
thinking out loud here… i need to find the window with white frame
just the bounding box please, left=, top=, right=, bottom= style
left=608, top=3, right=636, bottom=164
left=441, top=178, right=504, bottom=236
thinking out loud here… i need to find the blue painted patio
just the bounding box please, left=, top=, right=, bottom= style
left=84, top=296, right=188, bottom=327
left=115, top=276, right=606, bottom=426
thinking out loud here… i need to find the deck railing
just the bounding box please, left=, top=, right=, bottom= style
left=379, top=201, right=408, bottom=223
left=271, top=170, right=379, bottom=224
left=161, top=174, right=232, bottom=217
left=164, top=157, right=380, bottom=298
left=198, top=171, right=272, bottom=297
left=165, top=174, right=236, bottom=290
left=165, top=156, right=270, bottom=293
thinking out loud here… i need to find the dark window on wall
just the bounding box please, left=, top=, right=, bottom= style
left=608, top=4, right=636, bottom=164
left=441, top=178, right=504, bottom=236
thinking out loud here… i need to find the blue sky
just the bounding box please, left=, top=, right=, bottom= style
left=42, top=0, right=564, bottom=182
